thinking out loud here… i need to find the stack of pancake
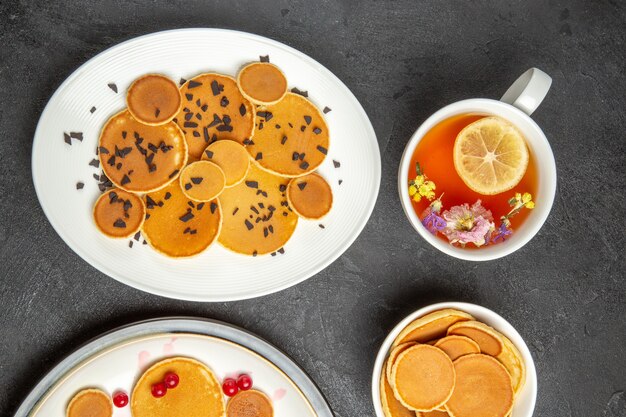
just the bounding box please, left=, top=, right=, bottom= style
left=93, top=59, right=333, bottom=258
left=380, top=309, right=525, bottom=417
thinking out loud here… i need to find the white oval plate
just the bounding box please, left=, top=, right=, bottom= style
left=14, top=318, right=333, bottom=417
left=371, top=302, right=537, bottom=417
left=32, top=28, right=381, bottom=301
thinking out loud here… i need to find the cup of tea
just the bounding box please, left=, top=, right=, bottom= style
left=398, top=68, right=557, bottom=261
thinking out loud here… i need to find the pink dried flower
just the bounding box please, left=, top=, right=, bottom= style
left=441, top=200, right=495, bottom=247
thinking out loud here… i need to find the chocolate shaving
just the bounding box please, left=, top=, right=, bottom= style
left=251, top=206, right=259, bottom=214
left=291, top=87, right=308, bottom=97
left=89, top=158, right=100, bottom=168
left=260, top=55, right=270, bottom=62
left=255, top=152, right=263, bottom=160
left=70, top=132, right=83, bottom=141
left=278, top=247, right=285, bottom=254
left=292, top=152, right=299, bottom=161
left=323, top=106, right=332, bottom=114
left=220, top=96, right=229, bottom=107
left=128, top=241, right=133, bottom=248
left=99, top=146, right=109, bottom=154
left=191, top=177, right=203, bottom=185
left=298, top=182, right=307, bottom=191
left=279, top=184, right=287, bottom=192
left=184, top=121, right=198, bottom=128
left=210, top=80, right=221, bottom=96
left=281, top=136, right=288, bottom=145
left=304, top=115, right=312, bottom=125
left=263, top=227, right=268, bottom=238
left=184, top=183, right=192, bottom=190
left=233, top=207, right=239, bottom=215
left=316, top=145, right=328, bottom=155
left=246, top=181, right=258, bottom=188
left=201, top=104, right=208, bottom=112
left=205, top=150, right=213, bottom=159
left=210, top=202, right=217, bottom=214
left=179, top=78, right=187, bottom=86
left=188, top=201, right=195, bottom=208
left=145, top=196, right=157, bottom=209
left=197, top=202, right=205, bottom=210
left=300, top=125, right=306, bottom=132
left=188, top=80, right=202, bottom=88
left=257, top=111, right=273, bottom=121
left=121, top=175, right=131, bottom=185
left=90, top=106, right=96, bottom=114
left=252, top=250, right=258, bottom=257
left=169, top=169, right=179, bottom=179
left=313, top=127, right=322, bottom=135
left=299, top=161, right=309, bottom=170
left=179, top=212, right=194, bottom=222
left=134, top=231, right=141, bottom=241
left=76, top=182, right=84, bottom=190
left=216, top=125, right=233, bottom=132
left=185, top=93, right=194, bottom=101
left=64, top=133, right=72, bottom=145
left=239, top=104, right=246, bottom=116
left=245, top=219, right=254, bottom=230
left=108, top=83, right=118, bottom=93
left=338, top=179, right=343, bottom=185
left=122, top=131, right=128, bottom=139
left=155, top=108, right=160, bottom=117
left=113, top=219, right=126, bottom=228
left=203, top=127, right=210, bottom=143
left=333, top=160, right=341, bottom=168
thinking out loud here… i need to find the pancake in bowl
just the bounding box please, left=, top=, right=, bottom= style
left=287, top=173, right=333, bottom=219
left=246, top=93, right=329, bottom=177
left=176, top=73, right=255, bottom=160
left=127, top=74, right=182, bottom=125
left=434, top=335, right=481, bottom=361
left=237, top=62, right=288, bottom=105
left=385, top=342, right=416, bottom=385
left=66, top=388, right=112, bottom=417
left=379, top=363, right=415, bottom=417
left=131, top=357, right=224, bottom=417
left=142, top=181, right=221, bottom=257
left=98, top=110, right=187, bottom=193
left=93, top=189, right=145, bottom=238
left=392, top=309, right=474, bottom=347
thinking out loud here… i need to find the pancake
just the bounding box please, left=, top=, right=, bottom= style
left=131, top=357, right=224, bottom=417
left=498, top=335, right=526, bottom=396
left=416, top=411, right=450, bottom=417
left=226, top=389, right=274, bottom=417
left=218, top=163, right=298, bottom=256
left=67, top=389, right=112, bottom=417
left=385, top=342, right=416, bottom=385
left=93, top=189, right=145, bottom=238
left=390, top=345, right=455, bottom=412
left=201, top=139, right=250, bottom=187
left=127, top=74, right=182, bottom=125
left=380, top=362, right=415, bottom=417
left=434, top=336, right=481, bottom=361
left=99, top=110, right=187, bottom=193
left=142, top=181, right=222, bottom=257
left=237, top=62, right=288, bottom=105
left=286, top=173, right=333, bottom=219
left=246, top=93, right=329, bottom=177
left=179, top=161, right=226, bottom=202
left=445, top=354, right=513, bottom=417
left=447, top=321, right=503, bottom=357
left=392, top=309, right=474, bottom=347
left=176, top=73, right=256, bottom=160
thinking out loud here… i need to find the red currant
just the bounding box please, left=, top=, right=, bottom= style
left=222, top=378, right=239, bottom=397
left=164, top=372, right=179, bottom=389
left=151, top=382, right=167, bottom=398
left=236, top=374, right=253, bottom=391
left=112, top=391, right=129, bottom=408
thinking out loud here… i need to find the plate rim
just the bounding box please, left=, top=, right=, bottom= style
left=13, top=317, right=334, bottom=417
left=31, top=27, right=381, bottom=301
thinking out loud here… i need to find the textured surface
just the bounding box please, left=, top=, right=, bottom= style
left=0, top=1, right=625, bottom=417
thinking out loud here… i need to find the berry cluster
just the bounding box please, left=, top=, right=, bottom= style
left=222, top=374, right=253, bottom=397
left=151, top=372, right=180, bottom=398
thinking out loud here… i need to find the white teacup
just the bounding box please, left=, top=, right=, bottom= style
left=398, top=68, right=557, bottom=261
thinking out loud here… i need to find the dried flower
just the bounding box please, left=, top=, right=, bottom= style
left=422, top=194, right=446, bottom=234
left=441, top=200, right=495, bottom=247
left=491, top=222, right=513, bottom=243
left=409, top=163, right=436, bottom=202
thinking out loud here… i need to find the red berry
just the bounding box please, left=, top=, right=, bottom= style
left=151, top=382, right=167, bottom=398
left=237, top=374, right=253, bottom=391
left=222, top=378, right=239, bottom=397
left=112, top=391, right=129, bottom=408
left=164, top=372, right=179, bottom=389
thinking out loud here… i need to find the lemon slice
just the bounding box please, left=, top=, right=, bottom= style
left=453, top=116, right=529, bottom=195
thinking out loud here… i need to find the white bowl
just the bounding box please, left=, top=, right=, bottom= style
left=371, top=302, right=537, bottom=417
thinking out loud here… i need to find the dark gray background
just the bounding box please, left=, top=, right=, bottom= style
left=1, top=0, right=625, bottom=416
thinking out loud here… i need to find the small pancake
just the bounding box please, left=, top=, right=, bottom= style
left=380, top=363, right=415, bottom=417
left=176, top=73, right=256, bottom=160
left=392, top=309, right=474, bottom=347
left=499, top=335, right=526, bottom=397
left=99, top=110, right=187, bottom=193
left=93, top=189, right=145, bottom=238
left=201, top=139, right=250, bottom=187
left=237, top=62, right=288, bottom=105
left=127, top=74, right=182, bottom=125
left=434, top=336, right=481, bottom=361
left=286, top=173, right=333, bottom=219
left=218, top=163, right=298, bottom=255
left=131, top=357, right=224, bottom=417
left=226, top=389, right=273, bottom=417
left=447, top=321, right=503, bottom=357
left=390, top=345, right=455, bottom=411
left=385, top=342, right=416, bottom=386
left=445, top=354, right=513, bottom=417
left=246, top=93, right=329, bottom=177
left=142, top=181, right=221, bottom=257
left=179, top=161, right=226, bottom=202
left=416, top=411, right=450, bottom=417
left=67, top=388, right=112, bottom=417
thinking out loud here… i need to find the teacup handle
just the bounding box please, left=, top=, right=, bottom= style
left=500, top=68, right=552, bottom=116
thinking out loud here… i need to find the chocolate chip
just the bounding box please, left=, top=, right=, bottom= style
left=185, top=183, right=192, bottom=190
left=281, top=136, right=288, bottom=145
left=216, top=125, right=233, bottom=132
left=316, top=145, right=327, bottom=155
left=275, top=124, right=281, bottom=129
left=188, top=80, right=202, bottom=88
left=246, top=181, right=258, bottom=188
left=121, top=175, right=130, bottom=185
left=90, top=106, right=96, bottom=114
left=257, top=111, right=273, bottom=121
left=188, top=201, right=195, bottom=208
left=292, top=152, right=299, bottom=161
left=211, top=80, right=221, bottom=96
left=108, top=83, right=118, bottom=93
left=260, top=55, right=270, bottom=62
left=113, top=219, right=126, bottom=228
left=313, top=127, right=322, bottom=135
left=323, top=106, right=332, bottom=114
left=145, top=196, right=157, bottom=209
left=304, top=115, right=312, bottom=125
left=298, top=182, right=307, bottom=191
left=239, top=104, right=246, bottom=116
left=64, top=133, right=71, bottom=145
left=220, top=96, right=229, bottom=107
left=233, top=207, right=239, bottom=215
left=155, top=108, right=160, bottom=118
left=300, top=125, right=306, bottom=132
left=279, top=184, right=287, bottom=192
left=291, top=87, right=308, bottom=97
left=333, top=160, right=341, bottom=168
left=169, top=169, right=179, bottom=179
left=197, top=202, right=205, bottom=210
left=184, top=121, right=198, bottom=128
left=252, top=250, right=258, bottom=257
left=278, top=247, right=285, bottom=254
left=128, top=241, right=133, bottom=248
left=122, top=131, right=127, bottom=139
left=179, top=211, right=194, bottom=222
left=319, top=224, right=325, bottom=229
left=186, top=93, right=193, bottom=101
left=210, top=202, right=217, bottom=214
left=245, top=219, right=254, bottom=230
left=251, top=206, right=259, bottom=214
left=191, top=177, right=203, bottom=185
left=205, top=150, right=213, bottom=159
left=255, top=152, right=263, bottom=160
left=76, top=182, right=84, bottom=190
left=89, top=158, right=100, bottom=168
left=134, top=231, right=141, bottom=241
left=99, top=146, right=109, bottom=154
left=299, top=153, right=306, bottom=161
left=179, top=78, right=187, bottom=86
left=70, top=132, right=83, bottom=141
left=299, top=161, right=309, bottom=170
left=339, top=179, right=343, bottom=185
left=263, top=227, right=268, bottom=238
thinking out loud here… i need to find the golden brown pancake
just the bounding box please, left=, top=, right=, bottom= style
left=390, top=345, right=455, bottom=411
left=286, top=173, right=333, bottom=219
left=99, top=110, right=187, bottom=193
left=445, top=354, right=513, bottom=417
left=131, top=357, right=224, bottom=417
left=218, top=163, right=298, bottom=255
left=127, top=74, right=182, bottom=125
left=201, top=139, right=250, bottom=187
left=416, top=411, right=450, bottom=417
left=447, top=321, right=503, bottom=357
left=246, top=93, right=329, bottom=177
left=226, top=389, right=274, bottom=417
left=498, top=335, right=526, bottom=397
left=142, top=181, right=221, bottom=257
left=392, top=309, right=474, bottom=347
left=179, top=161, right=226, bottom=202
left=237, top=62, right=288, bottom=105
left=380, top=363, right=415, bottom=417
left=434, top=336, right=481, bottom=361
left=67, top=389, right=112, bottom=417
left=93, top=189, right=145, bottom=238
left=385, top=342, right=416, bottom=385
left=176, top=73, right=255, bottom=160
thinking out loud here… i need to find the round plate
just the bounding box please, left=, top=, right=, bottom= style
left=371, top=302, right=537, bottom=417
left=32, top=28, right=381, bottom=301
left=14, top=318, right=333, bottom=417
